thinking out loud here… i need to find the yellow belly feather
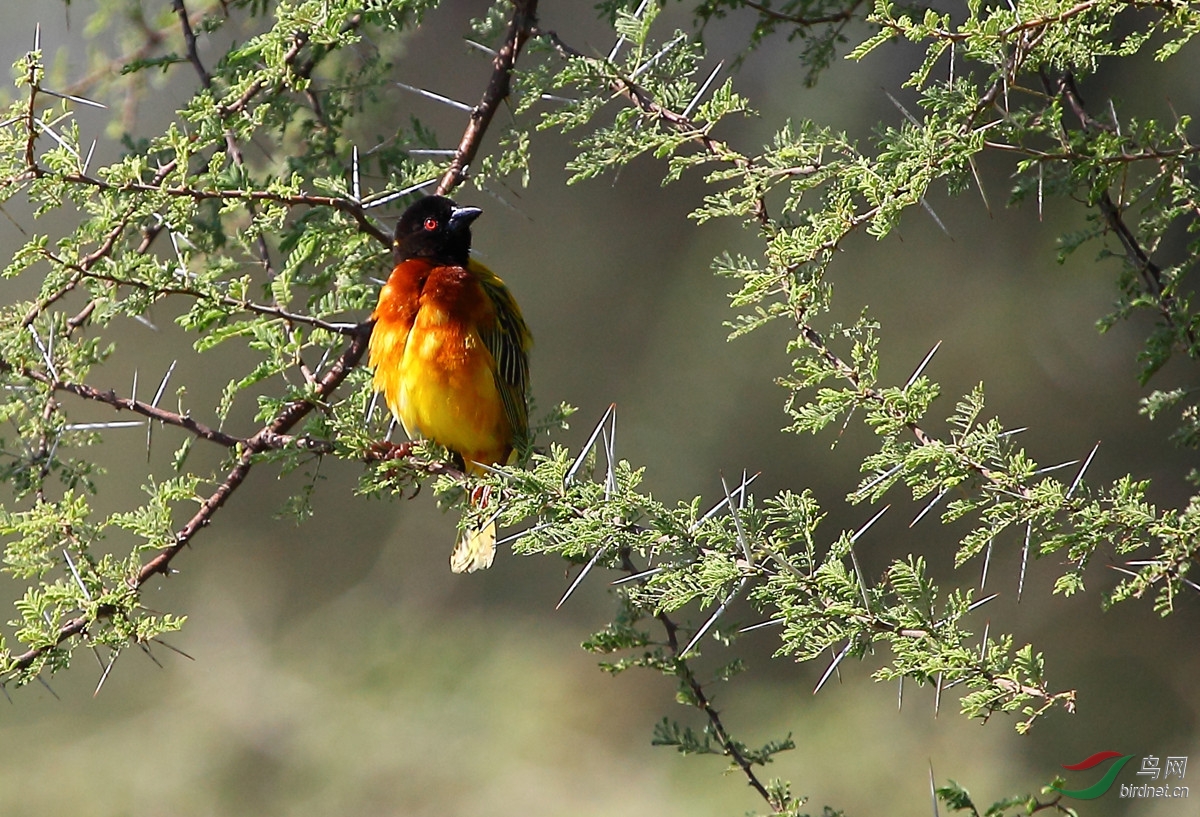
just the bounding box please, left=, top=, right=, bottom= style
left=371, top=304, right=508, bottom=469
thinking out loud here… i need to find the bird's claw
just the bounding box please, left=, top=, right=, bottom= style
left=365, top=440, right=414, bottom=462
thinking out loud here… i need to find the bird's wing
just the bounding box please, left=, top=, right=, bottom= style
left=470, top=258, right=532, bottom=449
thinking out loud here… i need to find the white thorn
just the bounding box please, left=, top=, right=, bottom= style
left=910, top=486, right=950, bottom=527
left=905, top=341, right=942, bottom=389
left=565, top=404, right=615, bottom=487
left=394, top=82, right=473, bottom=112
left=680, top=578, right=746, bottom=658
left=681, top=60, right=723, bottom=119
left=1066, top=442, right=1100, bottom=498
left=363, top=177, right=438, bottom=210
left=1017, top=522, right=1031, bottom=602
left=813, top=641, right=851, bottom=694
left=556, top=547, right=607, bottom=610
left=630, top=33, right=686, bottom=80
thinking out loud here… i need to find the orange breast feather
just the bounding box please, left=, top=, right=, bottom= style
left=369, top=258, right=513, bottom=469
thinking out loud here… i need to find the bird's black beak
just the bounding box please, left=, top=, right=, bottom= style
left=449, top=206, right=483, bottom=231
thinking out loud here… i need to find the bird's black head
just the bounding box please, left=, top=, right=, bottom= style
left=393, top=195, right=482, bottom=267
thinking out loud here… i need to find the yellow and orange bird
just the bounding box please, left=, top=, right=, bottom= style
left=368, top=195, right=532, bottom=573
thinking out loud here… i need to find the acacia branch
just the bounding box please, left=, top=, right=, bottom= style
left=668, top=627, right=779, bottom=806
left=879, top=0, right=1174, bottom=44
left=23, top=369, right=240, bottom=448
left=981, top=140, right=1200, bottom=164
left=437, top=0, right=539, bottom=195
left=10, top=14, right=388, bottom=318
left=7, top=323, right=372, bottom=675
left=170, top=0, right=277, bottom=277
left=8, top=0, right=544, bottom=680
left=47, top=171, right=390, bottom=246
left=40, top=248, right=362, bottom=334
left=173, top=0, right=213, bottom=89
left=1047, top=71, right=1199, bottom=352
left=138, top=322, right=370, bottom=581
left=537, top=28, right=771, bottom=225
left=614, top=552, right=779, bottom=809
left=742, top=0, right=862, bottom=27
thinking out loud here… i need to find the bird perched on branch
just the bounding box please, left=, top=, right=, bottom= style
left=368, top=195, right=532, bottom=573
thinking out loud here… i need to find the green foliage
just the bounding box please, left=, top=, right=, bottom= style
left=521, top=0, right=1200, bottom=628
left=1, top=0, right=1198, bottom=813
left=937, top=778, right=1078, bottom=817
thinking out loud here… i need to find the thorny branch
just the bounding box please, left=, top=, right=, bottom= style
left=134, top=324, right=371, bottom=583
left=876, top=1, right=1198, bottom=364
left=532, top=25, right=1012, bottom=493
left=509, top=33, right=797, bottom=800
left=741, top=0, right=864, bottom=27
left=561, top=0, right=1175, bottom=622
left=24, top=369, right=241, bottom=448
left=437, top=0, right=539, bottom=195
left=8, top=323, right=370, bottom=675
left=536, top=28, right=773, bottom=226
left=6, top=0, right=542, bottom=680
left=664, top=615, right=780, bottom=807
left=38, top=245, right=363, bottom=335
left=525, top=25, right=1075, bottom=794
left=878, top=0, right=1188, bottom=43
left=615, top=551, right=779, bottom=809
left=1044, top=71, right=1199, bottom=354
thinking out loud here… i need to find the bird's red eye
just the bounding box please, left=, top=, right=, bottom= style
left=423, top=217, right=438, bottom=231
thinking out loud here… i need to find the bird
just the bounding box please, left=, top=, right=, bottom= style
left=368, top=195, right=532, bottom=573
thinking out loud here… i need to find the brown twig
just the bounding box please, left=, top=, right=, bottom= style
left=173, top=0, right=213, bottom=89
left=40, top=248, right=362, bottom=334
left=536, top=28, right=771, bottom=226
left=741, top=0, right=862, bottom=27
left=22, top=224, right=164, bottom=331
left=616, top=551, right=778, bottom=808
left=664, top=618, right=779, bottom=806
left=1045, top=71, right=1198, bottom=352
left=23, top=370, right=240, bottom=448
left=49, top=172, right=390, bottom=245
left=436, top=0, right=539, bottom=195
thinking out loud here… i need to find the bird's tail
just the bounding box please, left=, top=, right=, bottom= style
left=450, top=521, right=496, bottom=573
left=450, top=482, right=497, bottom=573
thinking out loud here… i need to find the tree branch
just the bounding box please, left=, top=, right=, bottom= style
left=7, top=322, right=372, bottom=675
left=46, top=172, right=390, bottom=247
left=436, top=0, right=539, bottom=195
left=173, top=0, right=213, bottom=89
left=616, top=551, right=779, bottom=809
left=741, top=0, right=861, bottom=27
left=23, top=370, right=240, bottom=448
left=536, top=28, right=771, bottom=225
left=8, top=0, right=546, bottom=680
left=39, top=248, right=363, bottom=334
left=138, top=321, right=370, bottom=582
left=1046, top=71, right=1199, bottom=353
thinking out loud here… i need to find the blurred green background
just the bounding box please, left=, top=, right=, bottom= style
left=1, top=2, right=1197, bottom=815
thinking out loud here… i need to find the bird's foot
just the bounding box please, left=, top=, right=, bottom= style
left=365, top=440, right=414, bottom=462
left=468, top=483, right=492, bottom=509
